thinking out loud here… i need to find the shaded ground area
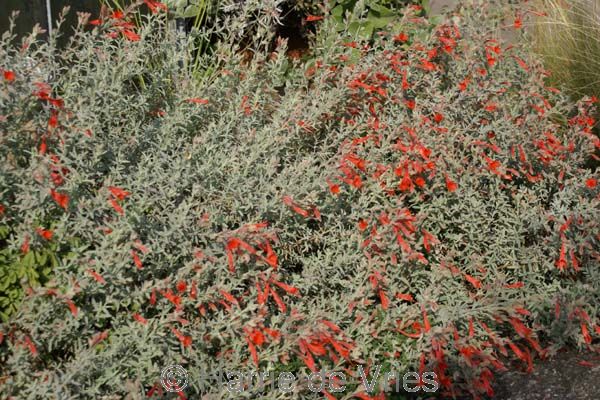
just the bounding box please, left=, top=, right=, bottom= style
left=493, top=349, right=600, bottom=400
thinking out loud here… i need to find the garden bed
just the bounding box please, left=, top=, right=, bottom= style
left=0, top=1, right=599, bottom=399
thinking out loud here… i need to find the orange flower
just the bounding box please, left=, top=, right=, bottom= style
left=109, top=198, right=124, bottom=215
left=464, top=273, right=482, bottom=289
left=445, top=174, right=458, bottom=192
left=458, top=76, right=470, bottom=92
left=65, top=299, right=78, bottom=317
left=185, top=98, right=209, bottom=105
left=176, top=281, right=187, bottom=293
left=21, top=235, right=30, bottom=254
left=122, top=29, right=140, bottom=42
left=131, top=249, right=143, bottom=269
left=50, top=189, right=69, bottom=209
left=36, top=227, right=53, bottom=240
left=108, top=186, right=131, bottom=200
left=326, top=179, right=340, bottom=195
left=86, top=269, right=106, bottom=284
left=581, top=323, right=592, bottom=344
left=3, top=70, right=15, bottom=82
left=143, top=0, right=167, bottom=13
left=357, top=219, right=369, bottom=231
left=305, top=15, right=324, bottom=22
left=514, top=15, right=523, bottom=29
left=379, top=289, right=389, bottom=310
left=171, top=328, right=192, bottom=347
left=395, top=293, right=414, bottom=302
left=133, top=312, right=148, bottom=325
left=393, top=32, right=409, bottom=43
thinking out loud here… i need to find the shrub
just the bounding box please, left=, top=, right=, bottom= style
left=0, top=1, right=599, bottom=399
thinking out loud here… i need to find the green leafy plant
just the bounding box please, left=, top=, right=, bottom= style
left=163, top=0, right=215, bottom=18
left=329, top=0, right=418, bottom=40
left=0, top=226, right=57, bottom=322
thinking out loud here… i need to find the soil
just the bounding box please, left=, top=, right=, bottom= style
left=492, top=349, right=600, bottom=400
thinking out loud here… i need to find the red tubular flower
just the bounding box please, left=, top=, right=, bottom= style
left=305, top=15, right=324, bottom=22
left=393, top=32, right=409, bottom=43
left=48, top=112, right=58, bottom=129
left=150, top=289, right=157, bottom=305
left=108, top=186, right=131, bottom=200
left=555, top=236, right=567, bottom=270
left=514, top=14, right=523, bottom=29
left=65, top=299, right=78, bottom=317
left=24, top=336, right=37, bottom=357
left=445, top=174, right=458, bottom=192
left=143, top=0, right=167, bottom=13
left=36, top=227, right=53, bottom=240
left=272, top=280, right=300, bottom=297
left=282, top=195, right=311, bottom=218
left=458, top=76, right=470, bottom=92
left=256, top=281, right=269, bottom=305
left=513, top=55, right=529, bottom=71
left=176, top=281, right=187, bottom=293
left=185, top=97, right=209, bottom=105
left=422, top=305, right=431, bottom=333
left=219, top=289, right=239, bottom=306
left=245, top=337, right=259, bottom=367
left=171, top=328, right=192, bottom=347
left=3, top=70, right=15, bottom=82
left=122, top=29, right=140, bottom=42
left=50, top=189, right=69, bottom=209
left=247, top=328, right=265, bottom=346
left=399, top=168, right=413, bottom=192
left=86, top=269, right=106, bottom=284
left=421, top=229, right=437, bottom=253
left=21, top=235, right=30, bottom=254
left=569, top=249, right=580, bottom=271
left=89, top=330, right=109, bottom=346
left=464, top=273, right=482, bottom=289
left=133, top=312, right=148, bottom=325
left=109, top=198, right=124, bottom=215
left=509, top=317, right=532, bottom=338
left=379, top=289, right=389, bottom=310
left=131, top=249, right=143, bottom=270
left=395, top=293, right=414, bottom=302
left=270, top=289, right=287, bottom=313
left=581, top=323, right=592, bottom=344
left=357, top=219, right=368, bottom=231
left=419, top=59, right=436, bottom=71
left=110, top=10, right=124, bottom=20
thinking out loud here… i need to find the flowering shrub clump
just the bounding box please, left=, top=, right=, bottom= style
left=1, top=1, right=599, bottom=398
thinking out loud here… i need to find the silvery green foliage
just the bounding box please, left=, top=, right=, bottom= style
left=0, top=1, right=599, bottom=399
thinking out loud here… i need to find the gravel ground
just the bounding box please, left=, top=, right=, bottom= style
left=493, top=349, right=600, bottom=400
left=430, top=0, right=458, bottom=15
